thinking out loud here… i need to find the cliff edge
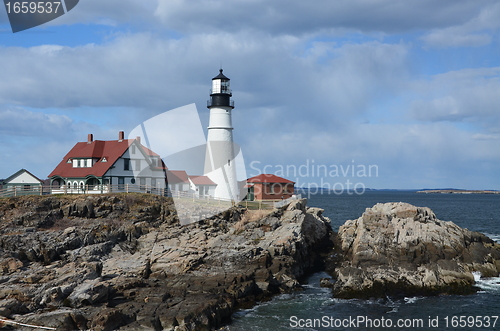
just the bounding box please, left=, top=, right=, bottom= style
left=0, top=194, right=332, bottom=331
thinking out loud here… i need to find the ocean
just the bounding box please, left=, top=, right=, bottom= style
left=227, top=191, right=500, bottom=331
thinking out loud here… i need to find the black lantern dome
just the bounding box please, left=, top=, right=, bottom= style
left=208, top=69, right=234, bottom=108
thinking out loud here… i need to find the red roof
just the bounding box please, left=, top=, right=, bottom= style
left=189, top=175, right=216, bottom=186
left=166, top=170, right=189, bottom=184
left=143, top=146, right=160, bottom=157
left=246, top=174, right=295, bottom=184
left=49, top=139, right=160, bottom=178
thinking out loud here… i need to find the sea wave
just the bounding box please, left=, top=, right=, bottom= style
left=483, top=233, right=500, bottom=243
left=473, top=271, right=500, bottom=292
left=404, top=296, right=423, bottom=304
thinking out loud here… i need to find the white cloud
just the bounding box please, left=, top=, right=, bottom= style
left=409, top=67, right=500, bottom=131
left=53, top=0, right=158, bottom=27
left=0, top=107, right=73, bottom=137
left=244, top=120, right=500, bottom=189
left=421, top=31, right=491, bottom=48
left=0, top=32, right=408, bottom=123
left=154, top=0, right=488, bottom=36
left=473, top=133, right=500, bottom=140
left=421, top=2, right=500, bottom=48
left=1, top=0, right=488, bottom=38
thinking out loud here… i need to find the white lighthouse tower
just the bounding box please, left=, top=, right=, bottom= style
left=204, top=69, right=239, bottom=201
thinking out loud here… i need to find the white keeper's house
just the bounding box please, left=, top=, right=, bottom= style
left=48, top=131, right=168, bottom=193
left=48, top=131, right=217, bottom=196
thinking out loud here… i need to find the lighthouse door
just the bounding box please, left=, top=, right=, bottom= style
left=248, top=186, right=255, bottom=201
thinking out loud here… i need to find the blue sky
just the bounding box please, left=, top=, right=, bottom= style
left=0, top=0, right=499, bottom=190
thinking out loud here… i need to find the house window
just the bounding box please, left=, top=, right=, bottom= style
left=77, top=159, right=81, bottom=168
left=140, top=178, right=146, bottom=186
left=118, top=177, right=125, bottom=190
left=135, top=160, right=141, bottom=170
left=270, top=183, right=281, bottom=195
left=131, top=145, right=136, bottom=154
left=124, top=158, right=131, bottom=171
left=23, top=184, right=30, bottom=191
left=131, top=178, right=136, bottom=184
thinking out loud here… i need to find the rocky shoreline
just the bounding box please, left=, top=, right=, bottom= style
left=0, top=195, right=499, bottom=330
left=0, top=194, right=332, bottom=331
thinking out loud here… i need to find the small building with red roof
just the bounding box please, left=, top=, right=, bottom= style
left=246, top=174, right=295, bottom=201
left=165, top=170, right=217, bottom=198
left=48, top=131, right=167, bottom=193
left=166, top=170, right=190, bottom=192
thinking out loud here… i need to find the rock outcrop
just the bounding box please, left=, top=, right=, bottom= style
left=329, top=202, right=500, bottom=298
left=0, top=194, right=332, bottom=330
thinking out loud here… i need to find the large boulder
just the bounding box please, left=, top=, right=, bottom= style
left=331, top=202, right=500, bottom=298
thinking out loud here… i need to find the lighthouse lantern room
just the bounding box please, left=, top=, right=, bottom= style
left=208, top=69, right=234, bottom=108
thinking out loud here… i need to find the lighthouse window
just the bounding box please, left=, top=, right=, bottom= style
left=212, top=80, right=221, bottom=93
left=228, top=159, right=231, bottom=166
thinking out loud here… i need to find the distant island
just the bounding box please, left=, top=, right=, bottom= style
left=417, top=189, right=500, bottom=194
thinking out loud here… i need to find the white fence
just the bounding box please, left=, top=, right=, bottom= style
left=0, top=184, right=301, bottom=210
left=0, top=184, right=168, bottom=198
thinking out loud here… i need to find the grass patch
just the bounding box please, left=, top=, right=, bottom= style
left=234, top=209, right=271, bottom=232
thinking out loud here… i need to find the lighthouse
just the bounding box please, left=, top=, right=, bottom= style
left=204, top=69, right=239, bottom=201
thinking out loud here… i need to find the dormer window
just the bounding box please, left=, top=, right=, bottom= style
left=102, top=157, right=107, bottom=162
left=71, top=158, right=93, bottom=168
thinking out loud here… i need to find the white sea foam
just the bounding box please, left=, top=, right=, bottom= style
left=484, top=233, right=500, bottom=243
left=473, top=271, right=500, bottom=292
left=404, top=296, right=422, bottom=304
left=475, top=276, right=500, bottom=291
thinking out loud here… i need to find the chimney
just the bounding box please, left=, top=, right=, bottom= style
left=87, top=134, right=93, bottom=143
left=118, top=131, right=125, bottom=141
left=136, top=136, right=141, bottom=144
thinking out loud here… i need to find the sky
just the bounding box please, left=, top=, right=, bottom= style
left=0, top=0, right=499, bottom=190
